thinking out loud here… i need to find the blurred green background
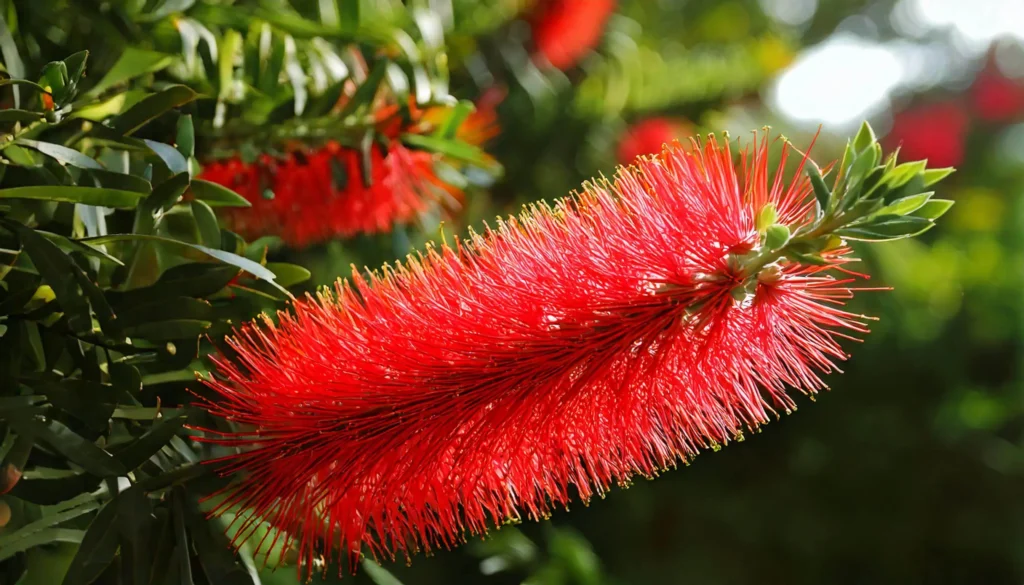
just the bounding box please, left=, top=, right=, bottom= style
left=279, top=1, right=1024, bottom=583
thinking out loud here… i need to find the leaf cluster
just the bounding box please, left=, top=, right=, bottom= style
left=0, top=51, right=310, bottom=585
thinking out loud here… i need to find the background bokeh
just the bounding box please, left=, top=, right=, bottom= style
left=276, top=1, right=1024, bottom=583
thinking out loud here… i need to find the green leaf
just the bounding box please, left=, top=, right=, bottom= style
left=16, top=139, right=102, bottom=170
left=0, top=528, right=84, bottom=561
left=0, top=77, right=48, bottom=92
left=144, top=139, right=190, bottom=175
left=838, top=216, right=934, bottom=241
left=35, top=231, right=123, bottom=268
left=402, top=132, right=494, bottom=168
left=63, top=51, right=89, bottom=96
left=0, top=12, right=25, bottom=108
left=877, top=192, right=932, bottom=217
left=38, top=60, right=69, bottom=103
left=266, top=262, right=311, bottom=288
left=83, top=234, right=284, bottom=293
left=84, top=168, right=152, bottom=194
left=191, top=200, right=221, bottom=247
left=8, top=418, right=126, bottom=477
left=0, top=395, right=45, bottom=416
left=0, top=109, right=45, bottom=123
left=0, top=186, right=144, bottom=207
left=884, top=160, right=928, bottom=190
left=176, top=114, right=195, bottom=159
left=146, top=172, right=191, bottom=212
left=921, top=167, right=955, bottom=187
left=87, top=48, right=175, bottom=97
left=108, top=85, right=199, bottom=135
left=851, top=121, right=876, bottom=154
left=0, top=496, right=99, bottom=560
left=61, top=499, right=120, bottom=585
left=911, top=199, right=955, bottom=220
left=189, top=179, right=251, bottom=207
left=363, top=559, right=404, bottom=585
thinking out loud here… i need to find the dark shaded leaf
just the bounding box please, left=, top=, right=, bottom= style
left=31, top=380, right=117, bottom=431
left=185, top=501, right=255, bottom=585
left=123, top=319, right=211, bottom=341
left=172, top=491, right=195, bottom=585
left=9, top=418, right=126, bottom=477
left=0, top=528, right=84, bottom=561
left=4, top=221, right=92, bottom=332
left=114, top=415, right=188, bottom=472
left=117, top=297, right=214, bottom=327
left=191, top=200, right=221, bottom=248
left=146, top=172, right=191, bottom=212
left=11, top=472, right=100, bottom=505
left=107, top=264, right=239, bottom=305
left=61, top=498, right=119, bottom=585
left=0, top=109, right=45, bottom=123
left=117, top=485, right=154, bottom=585
left=84, top=168, right=152, bottom=193
left=83, top=234, right=284, bottom=292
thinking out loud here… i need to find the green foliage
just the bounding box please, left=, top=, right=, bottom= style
left=0, top=52, right=309, bottom=585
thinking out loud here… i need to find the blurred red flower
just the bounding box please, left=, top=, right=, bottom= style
left=199, top=142, right=448, bottom=248
left=530, top=0, right=616, bottom=70
left=886, top=101, right=968, bottom=168
left=199, top=134, right=873, bottom=576
left=617, top=117, right=694, bottom=164
left=971, top=65, right=1024, bottom=122
left=199, top=92, right=503, bottom=247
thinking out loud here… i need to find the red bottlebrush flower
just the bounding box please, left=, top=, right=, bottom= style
left=198, top=132, right=882, bottom=576
left=971, top=65, right=1024, bottom=122
left=885, top=101, right=969, bottom=168
left=530, top=0, right=616, bottom=70
left=198, top=141, right=449, bottom=247
left=617, top=117, right=694, bottom=164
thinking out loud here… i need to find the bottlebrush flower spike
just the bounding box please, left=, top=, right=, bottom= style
left=199, top=141, right=450, bottom=248
left=197, top=123, right=953, bottom=577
